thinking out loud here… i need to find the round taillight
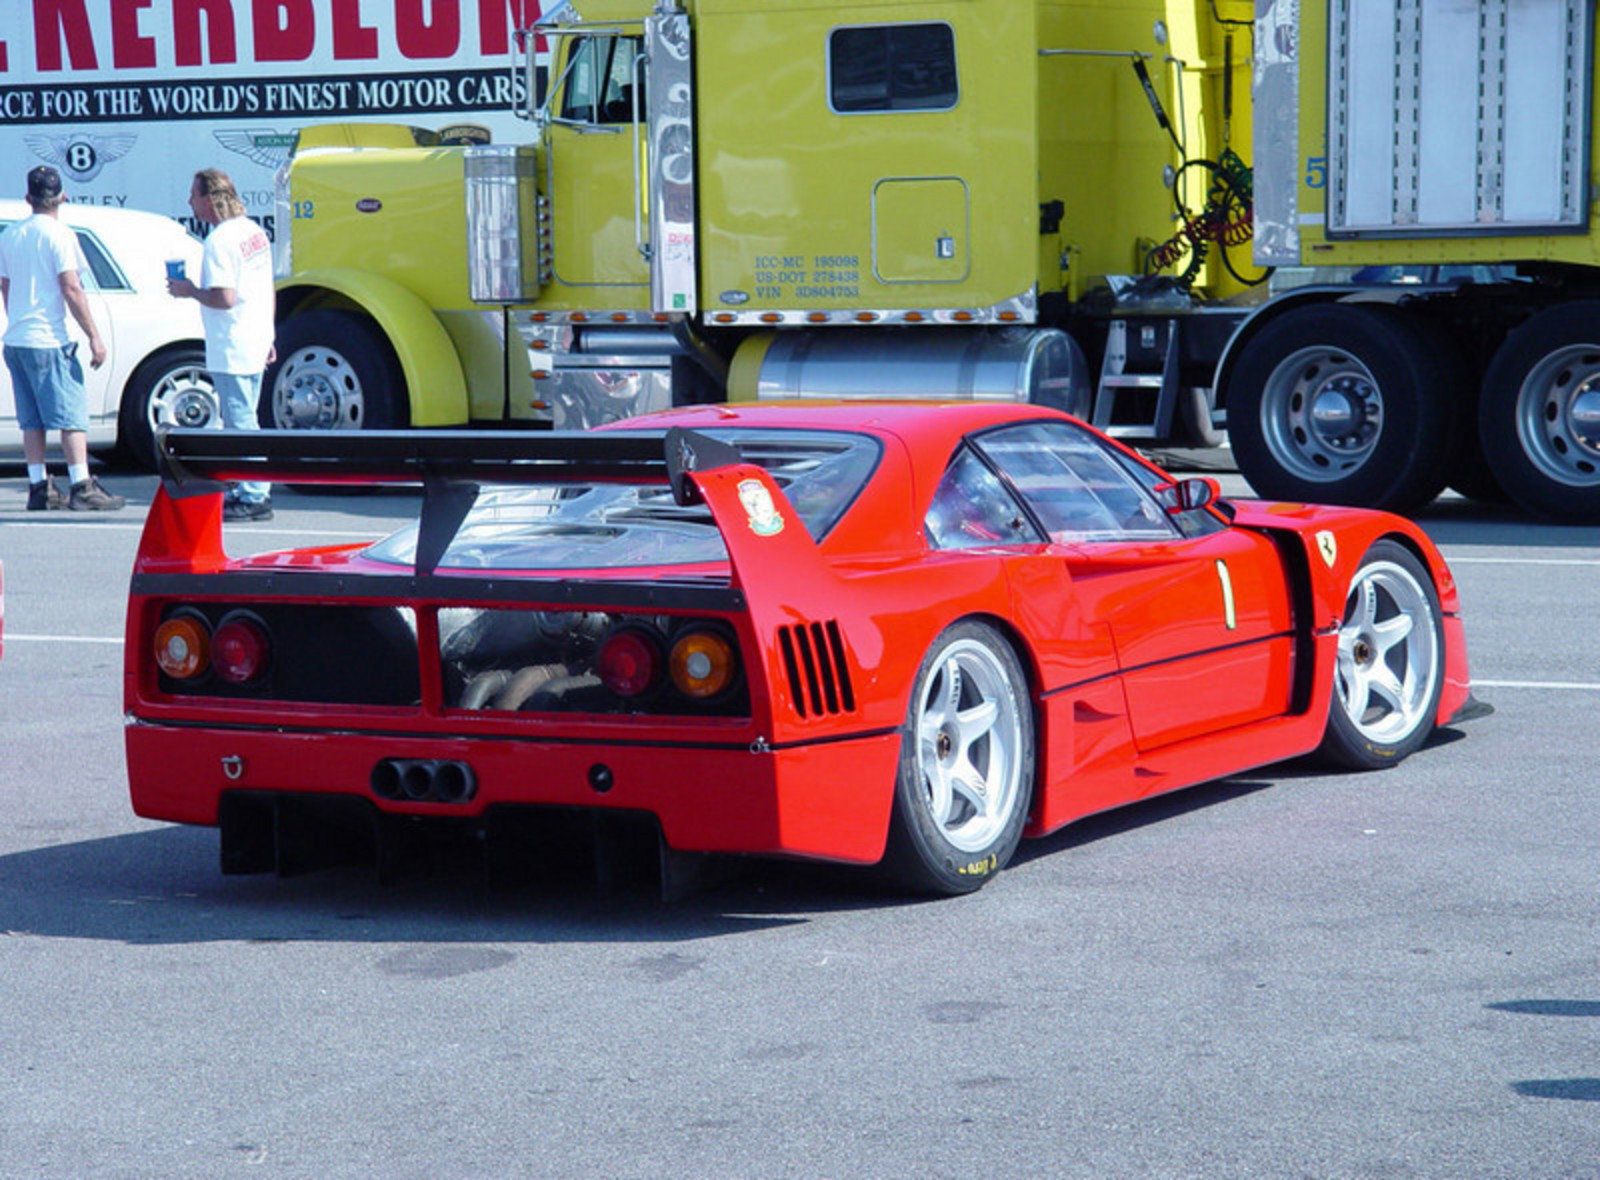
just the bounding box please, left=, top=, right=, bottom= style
left=154, top=613, right=210, bottom=680
left=596, top=628, right=661, bottom=698
left=669, top=629, right=737, bottom=699
left=212, top=613, right=270, bottom=685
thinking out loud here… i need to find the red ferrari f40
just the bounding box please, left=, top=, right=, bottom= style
left=126, top=403, right=1473, bottom=894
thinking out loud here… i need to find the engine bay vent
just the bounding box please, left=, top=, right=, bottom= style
left=778, top=620, right=856, bottom=718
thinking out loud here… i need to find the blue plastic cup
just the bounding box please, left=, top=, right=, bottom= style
left=165, top=259, right=186, bottom=281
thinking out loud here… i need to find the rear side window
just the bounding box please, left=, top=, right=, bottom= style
left=829, top=23, right=957, bottom=113
left=925, top=447, right=1041, bottom=550
left=74, top=232, right=127, bottom=292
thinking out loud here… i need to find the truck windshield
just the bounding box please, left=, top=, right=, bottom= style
left=362, top=429, right=881, bottom=571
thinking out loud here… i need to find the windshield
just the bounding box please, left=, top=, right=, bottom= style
left=363, top=429, right=881, bottom=571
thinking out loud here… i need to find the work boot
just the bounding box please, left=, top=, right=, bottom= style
left=68, top=477, right=126, bottom=512
left=27, top=477, right=64, bottom=511
left=222, top=496, right=273, bottom=522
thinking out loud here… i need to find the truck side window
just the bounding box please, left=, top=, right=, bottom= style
left=559, top=35, right=646, bottom=125
left=829, top=22, right=958, bottom=114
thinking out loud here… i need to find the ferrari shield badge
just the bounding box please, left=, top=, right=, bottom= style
left=1315, top=530, right=1338, bottom=568
left=738, top=478, right=784, bottom=536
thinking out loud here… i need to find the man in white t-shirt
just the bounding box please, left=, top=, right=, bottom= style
left=0, top=165, right=124, bottom=511
left=168, top=168, right=277, bottom=521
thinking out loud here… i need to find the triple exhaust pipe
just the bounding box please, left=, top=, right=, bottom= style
left=370, top=758, right=478, bottom=805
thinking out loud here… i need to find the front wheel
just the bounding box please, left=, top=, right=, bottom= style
left=881, top=621, right=1034, bottom=895
left=1318, top=540, right=1444, bottom=770
left=116, top=346, right=215, bottom=470
left=264, top=309, right=409, bottom=432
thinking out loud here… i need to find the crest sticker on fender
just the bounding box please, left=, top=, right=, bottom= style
left=1315, top=530, right=1338, bottom=568
left=737, top=479, right=784, bottom=536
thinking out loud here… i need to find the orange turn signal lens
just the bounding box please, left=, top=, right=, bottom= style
left=154, top=613, right=210, bottom=680
left=669, top=629, right=737, bottom=700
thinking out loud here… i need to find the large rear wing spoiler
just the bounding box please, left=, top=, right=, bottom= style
left=143, top=429, right=831, bottom=603
left=155, top=427, right=734, bottom=501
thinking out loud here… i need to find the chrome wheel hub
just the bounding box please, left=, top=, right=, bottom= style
left=915, top=639, right=1021, bottom=853
left=1518, top=346, right=1600, bottom=487
left=1263, top=347, right=1384, bottom=481
left=1334, top=561, right=1439, bottom=745
left=146, top=364, right=219, bottom=432
left=272, top=347, right=365, bottom=430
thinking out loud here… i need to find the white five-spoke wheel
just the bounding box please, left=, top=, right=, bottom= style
left=884, top=621, right=1034, bottom=894
left=1320, top=540, right=1444, bottom=770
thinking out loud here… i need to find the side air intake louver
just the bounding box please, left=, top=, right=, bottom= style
left=778, top=621, right=856, bottom=718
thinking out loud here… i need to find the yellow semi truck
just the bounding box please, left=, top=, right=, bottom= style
left=270, top=0, right=1600, bottom=521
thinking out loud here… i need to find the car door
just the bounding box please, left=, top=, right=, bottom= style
left=975, top=420, right=1296, bottom=756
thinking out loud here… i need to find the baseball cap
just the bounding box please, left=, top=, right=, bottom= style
left=27, top=165, right=63, bottom=201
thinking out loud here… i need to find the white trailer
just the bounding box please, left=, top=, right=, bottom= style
left=0, top=0, right=542, bottom=236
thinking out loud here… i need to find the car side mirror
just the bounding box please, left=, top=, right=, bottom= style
left=1155, top=476, right=1221, bottom=514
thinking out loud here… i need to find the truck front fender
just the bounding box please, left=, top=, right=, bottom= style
left=278, top=269, right=468, bottom=427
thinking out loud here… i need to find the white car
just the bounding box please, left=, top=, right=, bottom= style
left=0, top=199, right=215, bottom=467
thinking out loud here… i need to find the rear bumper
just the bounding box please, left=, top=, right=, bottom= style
left=126, top=721, right=901, bottom=865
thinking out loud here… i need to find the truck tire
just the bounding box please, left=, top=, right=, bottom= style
left=116, top=346, right=214, bottom=471
left=1477, top=302, right=1600, bottom=521
left=1227, top=303, right=1454, bottom=513
left=264, top=309, right=409, bottom=431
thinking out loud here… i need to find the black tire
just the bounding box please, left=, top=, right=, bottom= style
left=115, top=346, right=213, bottom=471
left=1228, top=303, right=1456, bottom=513
left=880, top=620, right=1035, bottom=895
left=263, top=309, right=408, bottom=432
left=1318, top=540, right=1445, bottom=771
left=1477, top=302, right=1600, bottom=521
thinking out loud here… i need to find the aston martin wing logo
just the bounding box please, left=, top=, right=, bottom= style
left=1315, top=530, right=1338, bottom=568
left=213, top=129, right=296, bottom=171
left=25, top=132, right=138, bottom=183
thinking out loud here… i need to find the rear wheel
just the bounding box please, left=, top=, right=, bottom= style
left=1318, top=540, right=1444, bottom=770
left=264, top=309, right=408, bottom=431
left=1228, top=304, right=1454, bottom=513
left=117, top=346, right=214, bottom=471
left=1478, top=302, right=1600, bottom=521
left=881, top=621, right=1034, bottom=895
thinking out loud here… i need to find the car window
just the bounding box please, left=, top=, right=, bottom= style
left=973, top=421, right=1179, bottom=543
left=924, top=446, right=1042, bottom=550
left=362, top=429, right=881, bottom=571
left=73, top=232, right=127, bottom=292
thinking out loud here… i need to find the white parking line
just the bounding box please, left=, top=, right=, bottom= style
left=1471, top=678, right=1600, bottom=691
left=4, top=633, right=123, bottom=644
left=1444, top=556, right=1600, bottom=566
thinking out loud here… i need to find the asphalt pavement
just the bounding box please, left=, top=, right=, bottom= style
left=1, top=462, right=1597, bottom=1178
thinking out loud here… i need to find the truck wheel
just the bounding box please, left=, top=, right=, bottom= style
left=116, top=346, right=214, bottom=471
left=1227, top=304, right=1453, bottom=512
left=1477, top=302, right=1600, bottom=521
left=265, top=309, right=409, bottom=431
left=880, top=621, right=1034, bottom=896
